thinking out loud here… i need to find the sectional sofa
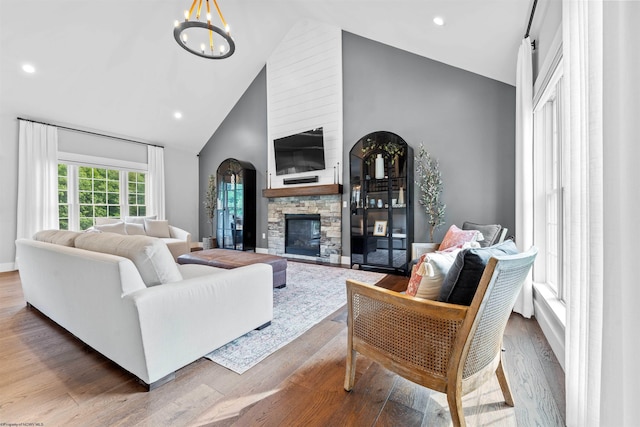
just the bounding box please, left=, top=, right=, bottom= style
left=15, top=230, right=273, bottom=389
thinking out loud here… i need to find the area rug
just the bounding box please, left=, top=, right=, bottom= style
left=205, top=262, right=385, bottom=374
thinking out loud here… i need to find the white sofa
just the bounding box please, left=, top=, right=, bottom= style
left=15, top=230, right=273, bottom=390
left=93, top=216, right=191, bottom=260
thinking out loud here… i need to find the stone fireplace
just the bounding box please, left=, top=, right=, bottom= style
left=266, top=189, right=342, bottom=263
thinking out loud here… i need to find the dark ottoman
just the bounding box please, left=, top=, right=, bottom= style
left=177, top=249, right=287, bottom=288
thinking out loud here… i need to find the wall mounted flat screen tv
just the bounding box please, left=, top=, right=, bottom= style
left=274, top=127, right=325, bottom=176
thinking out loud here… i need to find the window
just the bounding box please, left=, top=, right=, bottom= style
left=128, top=171, right=146, bottom=217
left=58, top=164, right=70, bottom=230
left=533, top=63, right=565, bottom=301
left=58, top=163, right=146, bottom=230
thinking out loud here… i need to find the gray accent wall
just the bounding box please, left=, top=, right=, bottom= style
left=342, top=32, right=516, bottom=250
left=198, top=66, right=269, bottom=243
left=198, top=32, right=516, bottom=255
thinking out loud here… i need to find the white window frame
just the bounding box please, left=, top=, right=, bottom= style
left=530, top=26, right=566, bottom=370
left=57, top=152, right=147, bottom=230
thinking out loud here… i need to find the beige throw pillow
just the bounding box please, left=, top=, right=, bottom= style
left=144, top=219, right=171, bottom=238
left=125, top=222, right=146, bottom=236
left=75, top=233, right=182, bottom=287
left=33, top=230, right=82, bottom=247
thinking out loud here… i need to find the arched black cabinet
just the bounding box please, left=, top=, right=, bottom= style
left=349, top=132, right=413, bottom=274
left=216, top=158, right=256, bottom=251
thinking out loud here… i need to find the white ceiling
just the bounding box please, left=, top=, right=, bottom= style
left=0, top=0, right=531, bottom=154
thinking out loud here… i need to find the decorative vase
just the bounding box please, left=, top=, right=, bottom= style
left=375, top=154, right=384, bottom=179
left=398, top=186, right=405, bottom=205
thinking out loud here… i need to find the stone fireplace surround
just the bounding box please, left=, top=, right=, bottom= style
left=266, top=191, right=342, bottom=263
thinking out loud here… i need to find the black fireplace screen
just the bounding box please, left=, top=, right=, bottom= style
left=285, top=214, right=321, bottom=256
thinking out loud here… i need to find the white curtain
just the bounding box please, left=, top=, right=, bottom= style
left=146, top=145, right=166, bottom=220
left=16, top=120, right=59, bottom=241
left=563, top=0, right=604, bottom=425
left=600, top=3, right=640, bottom=425
left=514, top=36, right=534, bottom=318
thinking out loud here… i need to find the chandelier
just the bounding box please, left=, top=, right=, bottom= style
left=173, top=0, right=235, bottom=59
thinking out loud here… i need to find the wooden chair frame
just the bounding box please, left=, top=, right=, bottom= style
left=345, top=248, right=537, bottom=427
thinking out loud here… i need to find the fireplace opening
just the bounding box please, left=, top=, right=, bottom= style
left=285, top=214, right=321, bottom=257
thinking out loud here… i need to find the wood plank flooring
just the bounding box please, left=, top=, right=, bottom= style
left=0, top=269, right=565, bottom=426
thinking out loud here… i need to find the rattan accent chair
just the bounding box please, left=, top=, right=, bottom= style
left=344, top=247, right=537, bottom=427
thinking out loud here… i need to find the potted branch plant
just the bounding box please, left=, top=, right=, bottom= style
left=415, top=143, right=446, bottom=244
left=203, top=174, right=217, bottom=249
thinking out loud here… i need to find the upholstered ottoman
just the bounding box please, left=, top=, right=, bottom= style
left=177, top=249, right=287, bottom=288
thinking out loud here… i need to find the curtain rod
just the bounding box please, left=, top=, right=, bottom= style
left=17, top=117, right=163, bottom=149
left=524, top=0, right=538, bottom=50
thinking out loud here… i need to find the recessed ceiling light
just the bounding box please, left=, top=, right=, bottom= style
left=22, top=63, right=36, bottom=74
left=433, top=16, right=445, bottom=26
left=174, top=111, right=183, bottom=119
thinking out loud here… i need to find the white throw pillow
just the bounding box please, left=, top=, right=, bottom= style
left=125, top=222, right=146, bottom=236
left=94, top=217, right=122, bottom=226
left=94, top=221, right=126, bottom=235
left=415, top=250, right=459, bottom=300
left=144, top=219, right=171, bottom=238
left=124, top=215, right=157, bottom=225
left=75, top=233, right=182, bottom=287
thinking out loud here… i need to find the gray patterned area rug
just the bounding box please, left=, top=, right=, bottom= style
left=205, top=262, right=385, bottom=374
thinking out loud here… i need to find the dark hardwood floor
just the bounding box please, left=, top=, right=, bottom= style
left=0, top=269, right=565, bottom=426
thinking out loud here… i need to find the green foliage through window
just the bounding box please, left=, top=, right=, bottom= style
left=58, top=164, right=69, bottom=230
left=58, top=163, right=146, bottom=230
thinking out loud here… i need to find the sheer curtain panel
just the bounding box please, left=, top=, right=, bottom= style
left=514, top=36, right=534, bottom=317
left=147, top=145, right=166, bottom=220
left=16, top=120, right=59, bottom=242
left=563, top=0, right=604, bottom=425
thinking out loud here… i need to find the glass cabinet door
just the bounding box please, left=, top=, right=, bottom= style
left=215, top=158, right=256, bottom=251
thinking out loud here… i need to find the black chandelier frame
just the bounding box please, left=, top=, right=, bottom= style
left=173, top=21, right=235, bottom=60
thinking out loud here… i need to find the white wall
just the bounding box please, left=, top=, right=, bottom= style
left=266, top=20, right=343, bottom=188
left=0, top=115, right=20, bottom=271
left=0, top=115, right=199, bottom=271
left=164, top=146, right=199, bottom=236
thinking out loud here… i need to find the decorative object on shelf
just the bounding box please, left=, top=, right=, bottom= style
left=375, top=154, right=384, bottom=179
left=398, top=186, right=405, bottom=206
left=203, top=174, right=217, bottom=249
left=373, top=220, right=388, bottom=236
left=377, top=199, right=383, bottom=208
left=415, top=142, right=446, bottom=242
left=361, top=136, right=405, bottom=164
left=173, top=0, right=235, bottom=59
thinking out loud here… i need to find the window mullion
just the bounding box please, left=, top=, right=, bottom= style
left=120, top=171, right=128, bottom=219
left=68, top=164, right=79, bottom=231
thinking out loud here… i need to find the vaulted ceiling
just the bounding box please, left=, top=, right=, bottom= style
left=1, top=0, right=531, bottom=153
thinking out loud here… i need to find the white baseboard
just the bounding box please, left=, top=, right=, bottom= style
left=533, top=282, right=566, bottom=371
left=0, top=262, right=16, bottom=272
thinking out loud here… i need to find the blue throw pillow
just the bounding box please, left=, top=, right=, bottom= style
left=438, top=240, right=519, bottom=305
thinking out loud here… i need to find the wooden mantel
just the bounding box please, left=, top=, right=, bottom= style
left=262, top=184, right=343, bottom=198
